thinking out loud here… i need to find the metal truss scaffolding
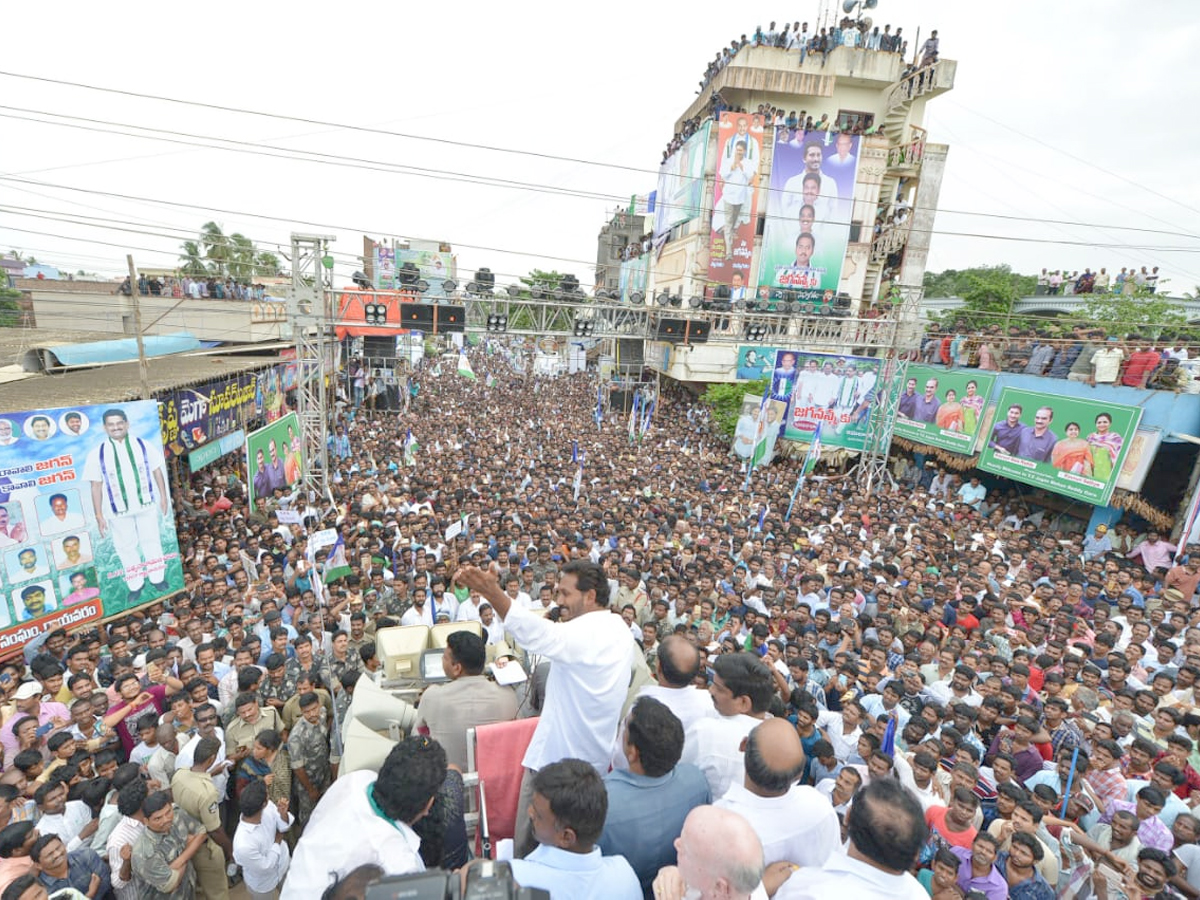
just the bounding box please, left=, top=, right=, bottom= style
left=287, top=233, right=336, bottom=504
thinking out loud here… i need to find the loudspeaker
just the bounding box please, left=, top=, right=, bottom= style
left=438, top=305, right=466, bottom=333
left=610, top=390, right=634, bottom=413
left=343, top=672, right=418, bottom=734
left=655, top=318, right=710, bottom=344
left=340, top=718, right=397, bottom=777
left=399, top=304, right=435, bottom=328
left=362, top=336, right=396, bottom=358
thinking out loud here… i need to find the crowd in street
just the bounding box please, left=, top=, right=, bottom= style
left=3, top=340, right=1200, bottom=899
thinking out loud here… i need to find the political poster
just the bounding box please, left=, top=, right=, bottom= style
left=1115, top=427, right=1162, bottom=493
left=0, top=401, right=184, bottom=654
left=730, top=394, right=783, bottom=466
left=708, top=112, right=764, bottom=287
left=979, top=388, right=1143, bottom=506
left=396, top=248, right=455, bottom=298
left=759, top=130, right=860, bottom=299
left=735, top=346, right=779, bottom=381
left=771, top=350, right=881, bottom=451
left=159, top=373, right=258, bottom=460
left=893, top=366, right=998, bottom=455
left=654, top=120, right=712, bottom=238
left=618, top=254, right=649, bottom=303
left=246, top=412, right=303, bottom=509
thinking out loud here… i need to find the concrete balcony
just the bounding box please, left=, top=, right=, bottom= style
left=20, top=281, right=290, bottom=344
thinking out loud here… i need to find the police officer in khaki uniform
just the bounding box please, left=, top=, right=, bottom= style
left=132, top=791, right=209, bottom=900
left=170, top=736, right=232, bottom=900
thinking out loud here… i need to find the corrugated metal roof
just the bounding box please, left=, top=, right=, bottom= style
left=0, top=354, right=279, bottom=413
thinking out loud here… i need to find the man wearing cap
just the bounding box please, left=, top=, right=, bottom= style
left=1, top=681, right=70, bottom=761
left=1083, top=524, right=1113, bottom=562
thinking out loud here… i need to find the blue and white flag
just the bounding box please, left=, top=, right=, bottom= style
left=594, top=382, right=604, bottom=430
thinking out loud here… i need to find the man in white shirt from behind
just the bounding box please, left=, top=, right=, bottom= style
left=456, top=560, right=636, bottom=859
left=773, top=778, right=930, bottom=900
left=682, top=653, right=774, bottom=800
left=281, top=737, right=446, bottom=899
left=107, top=781, right=148, bottom=900
left=233, top=780, right=293, bottom=899
left=715, top=719, right=840, bottom=868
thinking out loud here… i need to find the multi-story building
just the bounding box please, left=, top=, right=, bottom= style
left=600, top=36, right=955, bottom=384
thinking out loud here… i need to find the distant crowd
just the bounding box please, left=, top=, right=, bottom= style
left=119, top=275, right=272, bottom=302
left=1039, top=268, right=1162, bottom=296
left=919, top=325, right=1196, bottom=392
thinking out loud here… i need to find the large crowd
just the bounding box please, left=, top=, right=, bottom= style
left=3, top=340, right=1200, bottom=900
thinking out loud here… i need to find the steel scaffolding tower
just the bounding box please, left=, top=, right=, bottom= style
left=287, top=233, right=336, bottom=504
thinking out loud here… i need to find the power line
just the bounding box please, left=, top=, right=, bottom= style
left=7, top=103, right=1200, bottom=245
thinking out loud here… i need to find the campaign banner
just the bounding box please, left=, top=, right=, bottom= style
left=759, top=130, right=860, bottom=299
left=397, top=248, right=455, bottom=298
left=160, top=373, right=258, bottom=459
left=618, top=255, right=649, bottom=302
left=735, top=346, right=779, bottom=381
left=0, top=401, right=184, bottom=652
left=979, top=388, right=1142, bottom=506
left=654, top=120, right=712, bottom=239
left=246, top=413, right=303, bottom=508
left=730, top=393, right=783, bottom=466
left=373, top=244, right=396, bottom=289
left=771, top=350, right=881, bottom=450
left=1116, top=427, right=1162, bottom=493
left=708, top=112, right=764, bottom=287
left=893, top=367, right=998, bottom=455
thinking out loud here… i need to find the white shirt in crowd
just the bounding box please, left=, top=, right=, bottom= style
left=715, top=782, right=841, bottom=868
left=233, top=802, right=295, bottom=895
left=682, top=713, right=762, bottom=799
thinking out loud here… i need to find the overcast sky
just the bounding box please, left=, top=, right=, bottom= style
left=2, top=0, right=1198, bottom=295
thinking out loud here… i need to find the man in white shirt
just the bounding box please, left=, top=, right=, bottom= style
left=34, top=781, right=94, bottom=852
left=635, top=636, right=716, bottom=737
left=683, top=653, right=773, bottom=799
left=457, top=560, right=636, bottom=858
left=107, top=782, right=147, bottom=900
left=233, top=781, right=293, bottom=899
left=281, top=737, right=446, bottom=899
left=175, top=704, right=231, bottom=799
left=715, top=719, right=840, bottom=868
left=774, top=779, right=930, bottom=900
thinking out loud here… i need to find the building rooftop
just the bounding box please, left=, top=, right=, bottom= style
left=0, top=353, right=277, bottom=413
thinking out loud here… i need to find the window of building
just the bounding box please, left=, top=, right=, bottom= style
left=836, top=110, right=875, bottom=132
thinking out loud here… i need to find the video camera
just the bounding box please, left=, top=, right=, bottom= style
left=364, top=861, right=549, bottom=900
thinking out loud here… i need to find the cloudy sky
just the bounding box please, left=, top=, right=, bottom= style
left=2, top=0, right=1198, bottom=296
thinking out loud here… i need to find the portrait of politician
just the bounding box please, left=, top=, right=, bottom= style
left=771, top=352, right=799, bottom=401
left=252, top=448, right=274, bottom=502
left=910, top=378, right=941, bottom=423
left=37, top=492, right=87, bottom=536
left=897, top=378, right=918, bottom=420
left=988, top=403, right=1027, bottom=456
left=83, top=406, right=171, bottom=603
left=1015, top=405, right=1059, bottom=463
left=6, top=546, right=50, bottom=583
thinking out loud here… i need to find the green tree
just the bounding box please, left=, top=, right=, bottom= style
left=179, top=240, right=207, bottom=277
left=0, top=287, right=23, bottom=327
left=255, top=251, right=282, bottom=278
left=702, top=379, right=769, bottom=439
left=926, top=266, right=1032, bottom=331
left=200, top=221, right=230, bottom=277
left=1082, top=288, right=1189, bottom=341
left=227, top=233, right=256, bottom=282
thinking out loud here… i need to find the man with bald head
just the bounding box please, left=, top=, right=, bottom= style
left=715, top=719, right=840, bottom=868
left=634, top=634, right=715, bottom=735
left=653, top=806, right=767, bottom=900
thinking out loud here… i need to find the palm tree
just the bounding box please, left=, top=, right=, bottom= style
left=255, top=251, right=282, bottom=278
left=179, top=241, right=207, bottom=277
left=228, top=233, right=255, bottom=282
left=200, top=221, right=230, bottom=278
